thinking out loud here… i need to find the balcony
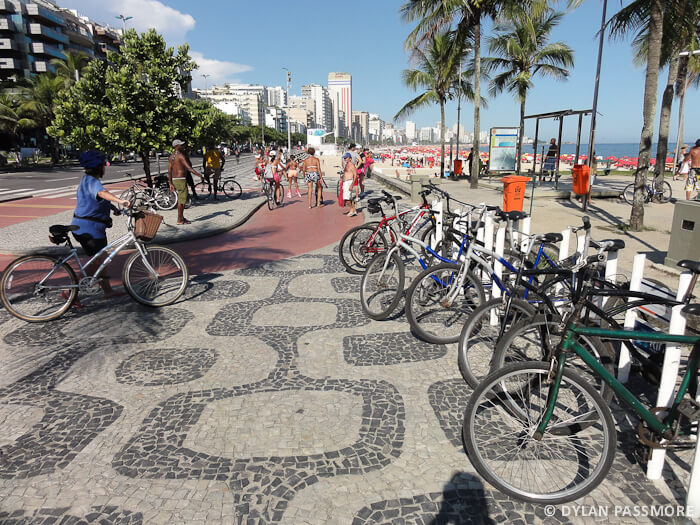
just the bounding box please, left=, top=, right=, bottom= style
left=65, top=25, right=93, bottom=47
left=97, top=42, right=118, bottom=55
left=31, top=41, right=64, bottom=60
left=32, top=59, right=55, bottom=74
left=0, top=57, right=20, bottom=70
left=0, top=16, right=14, bottom=32
left=28, top=23, right=68, bottom=45
left=25, top=3, right=65, bottom=27
left=0, top=1, right=16, bottom=14
left=0, top=36, right=17, bottom=51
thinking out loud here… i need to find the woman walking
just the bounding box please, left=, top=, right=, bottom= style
left=286, top=156, right=301, bottom=198
left=300, top=147, right=324, bottom=208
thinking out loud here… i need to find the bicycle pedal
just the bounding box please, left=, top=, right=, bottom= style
left=678, top=398, right=700, bottom=421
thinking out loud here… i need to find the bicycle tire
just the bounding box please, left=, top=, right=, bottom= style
left=276, top=183, right=285, bottom=206
left=122, top=245, right=188, bottom=307
left=184, top=193, right=192, bottom=209
left=0, top=255, right=77, bottom=322
left=405, top=262, right=485, bottom=344
left=196, top=181, right=212, bottom=199
left=360, top=251, right=405, bottom=320
left=154, top=188, right=177, bottom=210
left=265, top=183, right=275, bottom=210
left=622, top=183, right=635, bottom=205
left=463, top=361, right=616, bottom=504
left=457, top=297, right=537, bottom=388
left=338, top=223, right=387, bottom=275
left=223, top=180, right=242, bottom=199
left=656, top=180, right=672, bottom=203
left=492, top=315, right=615, bottom=404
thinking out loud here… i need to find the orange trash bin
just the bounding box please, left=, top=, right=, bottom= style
left=500, top=175, right=530, bottom=212
left=453, top=159, right=463, bottom=175
left=572, top=165, right=590, bottom=195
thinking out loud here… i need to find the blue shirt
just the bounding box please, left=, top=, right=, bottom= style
left=71, top=175, right=111, bottom=239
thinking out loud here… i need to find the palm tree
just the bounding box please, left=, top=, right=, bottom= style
left=484, top=8, right=574, bottom=174
left=51, top=50, right=91, bottom=87
left=18, top=74, right=66, bottom=163
left=0, top=93, right=36, bottom=163
left=394, top=31, right=475, bottom=177
left=607, top=0, right=665, bottom=231
left=400, top=0, right=549, bottom=188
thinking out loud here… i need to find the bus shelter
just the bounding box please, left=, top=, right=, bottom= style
left=523, top=108, right=592, bottom=190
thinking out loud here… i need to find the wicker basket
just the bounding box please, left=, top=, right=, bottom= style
left=134, top=211, right=163, bottom=241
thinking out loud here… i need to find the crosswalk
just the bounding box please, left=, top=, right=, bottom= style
left=0, top=185, right=79, bottom=200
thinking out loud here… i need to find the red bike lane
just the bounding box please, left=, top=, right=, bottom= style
left=0, top=194, right=362, bottom=275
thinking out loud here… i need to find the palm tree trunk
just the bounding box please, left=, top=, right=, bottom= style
left=630, top=0, right=663, bottom=231
left=470, top=18, right=481, bottom=189
left=517, top=97, right=526, bottom=175
left=440, top=101, right=446, bottom=177
left=654, top=54, right=679, bottom=192
left=141, top=150, right=153, bottom=187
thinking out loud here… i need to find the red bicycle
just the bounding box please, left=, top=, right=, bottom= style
left=338, top=189, right=436, bottom=274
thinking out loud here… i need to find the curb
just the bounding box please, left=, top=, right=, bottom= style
left=0, top=197, right=267, bottom=257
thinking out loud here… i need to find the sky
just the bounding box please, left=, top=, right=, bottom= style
left=59, top=0, right=699, bottom=144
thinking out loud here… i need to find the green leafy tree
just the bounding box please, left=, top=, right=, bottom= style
left=395, top=30, right=475, bottom=176
left=484, top=8, right=573, bottom=174
left=50, top=29, right=196, bottom=186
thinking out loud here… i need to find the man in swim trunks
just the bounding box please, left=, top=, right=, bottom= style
left=683, top=139, right=700, bottom=200
left=169, top=139, right=204, bottom=224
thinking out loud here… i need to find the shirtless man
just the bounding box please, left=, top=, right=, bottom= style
left=168, top=139, right=204, bottom=224
left=341, top=152, right=358, bottom=217
left=683, top=139, right=700, bottom=200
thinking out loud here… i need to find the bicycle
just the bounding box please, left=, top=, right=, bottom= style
left=261, top=176, right=284, bottom=210
left=462, top=266, right=700, bottom=504
left=0, top=207, right=189, bottom=322
left=119, top=174, right=177, bottom=211
left=623, top=179, right=672, bottom=204
left=196, top=175, right=243, bottom=200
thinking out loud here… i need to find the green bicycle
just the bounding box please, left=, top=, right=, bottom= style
left=462, top=270, right=700, bottom=504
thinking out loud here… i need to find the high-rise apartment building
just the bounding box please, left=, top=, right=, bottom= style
left=195, top=84, right=266, bottom=126
left=266, top=86, right=286, bottom=108
left=328, top=72, right=351, bottom=138
left=301, top=83, right=332, bottom=131
left=351, top=110, right=369, bottom=144
left=0, top=0, right=122, bottom=79
left=405, top=121, right=416, bottom=141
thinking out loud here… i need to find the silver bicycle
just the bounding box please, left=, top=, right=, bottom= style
left=0, top=208, right=188, bottom=322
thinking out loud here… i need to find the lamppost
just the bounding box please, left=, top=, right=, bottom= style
left=115, top=14, right=133, bottom=33
left=583, top=0, right=608, bottom=211
left=283, top=68, right=291, bottom=152
left=201, top=74, right=210, bottom=94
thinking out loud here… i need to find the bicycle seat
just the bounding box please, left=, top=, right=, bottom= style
left=678, top=260, right=700, bottom=274
left=681, top=303, right=700, bottom=316
left=49, top=225, right=78, bottom=236
left=591, top=239, right=626, bottom=252
left=368, top=198, right=382, bottom=205
left=537, top=232, right=563, bottom=244
left=496, top=210, right=528, bottom=221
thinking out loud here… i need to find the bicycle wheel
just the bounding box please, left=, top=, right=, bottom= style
left=462, top=362, right=616, bottom=504
left=184, top=193, right=192, bottom=209
left=0, top=255, right=77, bottom=322
left=196, top=181, right=212, bottom=199
left=154, top=189, right=177, bottom=210
left=458, top=297, right=536, bottom=388
left=622, top=183, right=635, bottom=205
left=405, top=263, right=485, bottom=344
left=338, top=223, right=387, bottom=274
left=265, top=183, right=275, bottom=210
left=655, top=180, right=672, bottom=203
left=360, top=251, right=404, bottom=320
left=122, top=245, right=188, bottom=307
left=223, top=180, right=243, bottom=199
left=276, top=184, right=285, bottom=206
left=492, top=315, right=615, bottom=403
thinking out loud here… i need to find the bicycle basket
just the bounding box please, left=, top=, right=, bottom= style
left=134, top=210, right=163, bottom=241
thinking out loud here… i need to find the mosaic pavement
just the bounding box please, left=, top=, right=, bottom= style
left=0, top=244, right=696, bottom=524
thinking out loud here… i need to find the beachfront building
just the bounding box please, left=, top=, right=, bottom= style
left=328, top=72, right=351, bottom=138
left=301, top=83, right=333, bottom=132
left=352, top=110, right=370, bottom=144
left=265, top=106, right=288, bottom=133
left=195, top=84, right=265, bottom=126
left=0, top=0, right=122, bottom=80
left=266, top=86, right=286, bottom=108
left=405, top=121, right=417, bottom=141
left=419, top=127, right=434, bottom=144
left=369, top=114, right=384, bottom=144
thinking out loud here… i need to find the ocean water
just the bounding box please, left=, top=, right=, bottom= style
left=496, top=142, right=685, bottom=159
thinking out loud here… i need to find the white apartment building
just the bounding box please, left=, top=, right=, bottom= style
left=368, top=114, right=384, bottom=143
left=352, top=110, right=369, bottom=144
left=195, top=84, right=266, bottom=126
left=405, top=121, right=416, bottom=141
left=328, top=72, right=351, bottom=138
left=301, top=84, right=332, bottom=131
left=419, top=127, right=434, bottom=143
left=265, top=107, right=288, bottom=133
left=266, top=86, right=287, bottom=108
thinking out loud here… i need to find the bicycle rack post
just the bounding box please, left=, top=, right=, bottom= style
left=620, top=254, right=646, bottom=383
left=519, top=217, right=531, bottom=253
left=433, top=199, right=443, bottom=247
left=646, top=272, right=692, bottom=480
left=491, top=225, right=506, bottom=325
left=687, top=411, right=700, bottom=517
left=601, top=249, right=618, bottom=309
left=554, top=228, right=571, bottom=298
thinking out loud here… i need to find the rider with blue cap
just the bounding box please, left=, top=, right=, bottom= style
left=71, top=149, right=131, bottom=298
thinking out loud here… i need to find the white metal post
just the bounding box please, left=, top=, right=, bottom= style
left=647, top=272, right=692, bottom=480
left=491, top=225, right=506, bottom=325
left=519, top=217, right=531, bottom=253
left=602, top=250, right=618, bottom=308
left=433, top=199, right=443, bottom=247
left=554, top=228, right=571, bottom=298
left=620, top=254, right=646, bottom=383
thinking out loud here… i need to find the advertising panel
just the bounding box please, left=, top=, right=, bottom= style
left=488, top=128, right=519, bottom=172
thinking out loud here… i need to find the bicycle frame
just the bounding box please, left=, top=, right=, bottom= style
left=378, top=230, right=468, bottom=277
left=535, top=326, right=700, bottom=439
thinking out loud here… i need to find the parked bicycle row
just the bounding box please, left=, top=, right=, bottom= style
left=337, top=181, right=700, bottom=505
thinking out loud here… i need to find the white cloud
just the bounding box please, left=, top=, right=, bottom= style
left=61, top=0, right=195, bottom=42
left=189, top=52, right=253, bottom=89
left=58, top=1, right=254, bottom=87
